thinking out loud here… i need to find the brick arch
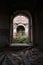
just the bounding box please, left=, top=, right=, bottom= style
left=17, top=24, right=25, bottom=29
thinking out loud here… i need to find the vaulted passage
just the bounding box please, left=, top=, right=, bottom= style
left=12, top=14, right=30, bottom=43
left=17, top=25, right=25, bottom=35
left=0, top=0, right=43, bottom=65
left=17, top=25, right=25, bottom=32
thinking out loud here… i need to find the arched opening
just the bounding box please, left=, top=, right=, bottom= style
left=10, top=10, right=33, bottom=46
left=17, top=25, right=25, bottom=36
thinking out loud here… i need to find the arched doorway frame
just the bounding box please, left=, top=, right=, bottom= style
left=10, top=10, right=33, bottom=46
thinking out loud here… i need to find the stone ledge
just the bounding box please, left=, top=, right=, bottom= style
left=10, top=43, right=33, bottom=46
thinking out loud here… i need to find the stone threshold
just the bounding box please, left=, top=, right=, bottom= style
left=10, top=43, right=33, bottom=46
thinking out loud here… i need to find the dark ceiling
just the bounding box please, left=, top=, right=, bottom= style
left=0, top=0, right=43, bottom=14
left=7, top=0, right=38, bottom=11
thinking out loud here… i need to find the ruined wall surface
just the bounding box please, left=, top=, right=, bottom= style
left=13, top=15, right=29, bottom=38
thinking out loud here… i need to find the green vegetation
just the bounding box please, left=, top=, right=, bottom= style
left=12, top=35, right=29, bottom=43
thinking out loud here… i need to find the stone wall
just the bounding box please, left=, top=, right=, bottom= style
left=13, top=15, right=29, bottom=38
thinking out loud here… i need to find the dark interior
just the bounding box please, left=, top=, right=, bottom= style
left=0, top=0, right=43, bottom=50
left=0, top=0, right=43, bottom=65
left=17, top=26, right=25, bottom=32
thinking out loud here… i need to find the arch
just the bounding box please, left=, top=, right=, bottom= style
left=17, top=25, right=25, bottom=36
left=10, top=10, right=33, bottom=45
left=17, top=25, right=25, bottom=32
left=17, top=24, right=25, bottom=29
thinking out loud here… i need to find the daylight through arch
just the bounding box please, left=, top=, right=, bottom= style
left=12, top=15, right=29, bottom=43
